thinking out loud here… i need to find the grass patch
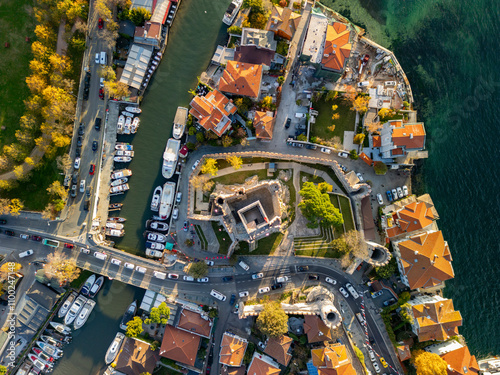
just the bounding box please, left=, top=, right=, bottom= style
left=310, top=97, right=356, bottom=143
left=211, top=169, right=268, bottom=186
left=212, top=222, right=232, bottom=255
left=194, top=225, right=208, bottom=251
left=0, top=0, right=35, bottom=149
left=279, top=170, right=296, bottom=224
left=70, top=269, right=93, bottom=289
left=299, top=171, right=325, bottom=188
left=303, top=163, right=347, bottom=195
left=234, top=232, right=283, bottom=256
left=338, top=195, right=355, bottom=232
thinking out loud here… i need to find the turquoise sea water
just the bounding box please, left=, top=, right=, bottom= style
left=321, top=0, right=500, bottom=355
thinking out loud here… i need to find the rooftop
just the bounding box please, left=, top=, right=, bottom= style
left=219, top=332, right=248, bottom=367
left=311, top=344, right=356, bottom=375
left=119, top=44, right=153, bottom=90
left=304, top=315, right=333, bottom=343
left=266, top=6, right=301, bottom=40
left=176, top=307, right=212, bottom=338
left=159, top=325, right=200, bottom=367
left=115, top=338, right=160, bottom=375
left=219, top=61, right=263, bottom=99
left=234, top=45, right=275, bottom=67
left=264, top=335, right=293, bottom=366
left=302, top=11, right=329, bottom=64
left=321, top=22, right=352, bottom=72
left=247, top=353, right=281, bottom=375
left=386, top=201, right=436, bottom=238
left=440, top=345, right=479, bottom=375
left=254, top=111, right=275, bottom=140
left=241, top=27, right=277, bottom=51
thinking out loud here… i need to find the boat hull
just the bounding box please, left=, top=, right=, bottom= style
left=161, top=138, right=181, bottom=179
left=119, top=301, right=137, bottom=330
left=158, top=182, right=175, bottom=220
left=105, top=332, right=125, bottom=364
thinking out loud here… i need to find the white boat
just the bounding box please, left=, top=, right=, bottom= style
left=106, top=222, right=124, bottom=230
left=146, top=220, right=169, bottom=231
left=121, top=111, right=134, bottom=117
left=58, top=292, right=77, bottom=318
left=40, top=335, right=63, bottom=348
left=145, top=241, right=165, bottom=250
left=119, top=301, right=137, bottom=330
left=27, top=353, right=52, bottom=372
left=108, top=217, right=126, bottom=222
left=89, top=276, right=104, bottom=298
left=81, top=274, right=96, bottom=296
left=111, top=169, right=132, bottom=179
left=125, top=106, right=142, bottom=114
left=479, top=357, right=500, bottom=374
left=74, top=299, right=96, bottom=329
left=116, top=150, right=134, bottom=157
left=162, top=138, right=181, bottom=179
left=117, top=115, right=125, bottom=134
left=114, top=156, right=132, bottom=163
left=145, top=231, right=167, bottom=243
left=115, top=143, right=133, bottom=151
left=109, top=183, right=130, bottom=194
left=150, top=186, right=162, bottom=212
left=172, top=107, right=188, bottom=139
left=223, top=0, right=243, bottom=26
left=64, top=295, right=88, bottom=325
left=131, top=117, right=140, bottom=134
left=36, top=341, right=63, bottom=358
left=106, top=229, right=124, bottom=237
left=159, top=182, right=175, bottom=220
left=110, top=178, right=128, bottom=187
left=105, top=332, right=125, bottom=364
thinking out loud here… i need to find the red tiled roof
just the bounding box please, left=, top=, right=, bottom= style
left=219, top=61, right=263, bottom=99
left=372, top=135, right=381, bottom=147
left=397, top=345, right=412, bottom=361
left=247, top=354, right=280, bottom=375
left=441, top=346, right=479, bottom=375
left=386, top=202, right=435, bottom=238
left=392, top=123, right=426, bottom=150
left=411, top=299, right=462, bottom=341
left=304, top=315, right=332, bottom=343
left=311, top=345, right=356, bottom=375
left=115, top=338, right=160, bottom=375
left=159, top=325, right=200, bottom=367
left=264, top=335, right=292, bottom=366
left=321, top=23, right=352, bottom=72
left=254, top=111, right=275, bottom=140
left=177, top=308, right=212, bottom=338
left=220, top=332, right=247, bottom=367
left=359, top=152, right=373, bottom=166
left=265, top=6, right=301, bottom=40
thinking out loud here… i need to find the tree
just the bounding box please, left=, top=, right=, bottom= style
left=228, top=25, right=242, bottom=35
left=298, top=182, right=344, bottom=228
left=366, top=121, right=382, bottom=133
left=9, top=199, right=24, bottom=215
left=330, top=238, right=350, bottom=256
left=353, top=133, right=365, bottom=145
left=49, top=53, right=71, bottom=74
left=104, top=81, right=130, bottom=99
left=188, top=126, right=196, bottom=136
left=44, top=251, right=80, bottom=285
left=260, top=96, right=273, bottom=110
left=234, top=98, right=249, bottom=114
left=226, top=155, right=243, bottom=170
left=0, top=199, right=11, bottom=215
left=42, top=203, right=56, bottom=220
left=145, top=302, right=170, bottom=325
left=378, top=107, right=394, bottom=121
left=34, top=24, right=56, bottom=44
left=257, top=301, right=288, bottom=337
left=399, top=303, right=414, bottom=324
left=375, top=256, right=397, bottom=279
left=373, top=161, right=388, bottom=175
left=350, top=96, right=369, bottom=113
left=240, top=137, right=249, bottom=147
left=31, top=41, right=52, bottom=61
left=222, top=135, right=233, bottom=147
left=128, top=7, right=151, bottom=25
left=196, top=132, right=205, bottom=143
left=47, top=181, right=68, bottom=199
left=349, top=149, right=358, bottom=160
left=277, top=76, right=284, bottom=85
left=327, top=124, right=336, bottom=132
left=297, top=134, right=307, bottom=142
left=201, top=158, right=218, bottom=176
left=343, top=230, right=368, bottom=259
left=0, top=263, right=21, bottom=281
left=318, top=182, right=333, bottom=193
left=99, top=66, right=116, bottom=81
left=202, top=179, right=214, bottom=193
left=126, top=316, right=144, bottom=338
left=412, top=350, right=447, bottom=375
left=188, top=261, right=208, bottom=278
left=56, top=154, right=72, bottom=173
left=26, top=75, right=48, bottom=94
left=191, top=175, right=209, bottom=190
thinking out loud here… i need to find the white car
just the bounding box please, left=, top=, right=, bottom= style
left=320, top=147, right=331, bottom=154
left=373, top=362, right=381, bottom=374
left=74, top=157, right=81, bottom=169
left=79, top=180, right=85, bottom=193
left=339, top=287, right=350, bottom=298
left=252, top=273, right=263, bottom=279
left=183, top=275, right=194, bottom=281
left=20, top=234, right=29, bottom=240
left=124, top=262, right=134, bottom=269
left=239, top=291, right=249, bottom=298
left=392, top=189, right=398, bottom=199
left=176, top=192, right=182, bottom=203
left=135, top=266, right=147, bottom=273
left=168, top=273, right=179, bottom=279
left=258, top=287, right=270, bottom=294
left=205, top=260, right=214, bottom=266
left=197, top=277, right=209, bottom=283
left=402, top=185, right=409, bottom=196
left=338, top=151, right=348, bottom=158
left=276, top=276, right=289, bottom=283
left=19, top=249, right=34, bottom=258
left=372, top=290, right=383, bottom=299
left=356, top=173, right=364, bottom=182
left=111, top=258, right=121, bottom=266
left=95, top=53, right=99, bottom=64
left=172, top=208, right=179, bottom=220
left=396, top=186, right=404, bottom=198
left=99, top=77, right=105, bottom=87
left=369, top=350, right=376, bottom=362
left=376, top=193, right=384, bottom=205
left=192, top=159, right=200, bottom=170
left=80, top=247, right=90, bottom=254
left=325, top=277, right=337, bottom=285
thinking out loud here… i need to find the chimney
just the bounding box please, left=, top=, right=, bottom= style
left=410, top=133, right=414, bottom=139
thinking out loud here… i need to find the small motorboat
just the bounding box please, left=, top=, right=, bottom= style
left=150, top=186, right=162, bottom=212
left=44, top=329, right=71, bottom=343
left=27, top=353, right=52, bottom=372
left=105, top=332, right=125, bottom=364
left=131, top=117, right=140, bottom=134
left=119, top=300, right=137, bottom=330
left=145, top=231, right=167, bottom=243
left=36, top=341, right=63, bottom=359
left=49, top=322, right=72, bottom=336
left=109, top=203, right=123, bottom=210
left=109, top=183, right=130, bottom=194
left=146, top=220, right=169, bottom=232
left=117, top=115, right=125, bottom=134
left=121, top=111, right=135, bottom=117
left=114, top=156, right=132, bottom=163
left=82, top=274, right=96, bottom=296
left=125, top=106, right=142, bottom=114
left=106, top=222, right=124, bottom=230
left=64, top=294, right=88, bottom=325
left=32, top=347, right=54, bottom=363
left=40, top=335, right=64, bottom=348
left=115, top=143, right=133, bottom=151
left=110, top=178, right=128, bottom=187
left=111, top=169, right=132, bottom=179
left=106, top=229, right=125, bottom=237
left=58, top=292, right=77, bottom=318
left=89, top=276, right=104, bottom=298
left=74, top=299, right=96, bottom=329
left=116, top=150, right=134, bottom=157
left=108, top=217, right=126, bottom=223
left=145, top=241, right=165, bottom=250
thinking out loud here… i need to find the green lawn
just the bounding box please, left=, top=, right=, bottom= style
left=304, top=163, right=347, bottom=195
left=211, top=169, right=269, bottom=186
left=338, top=195, right=355, bottom=232
left=310, top=97, right=356, bottom=143
left=194, top=225, right=208, bottom=250
left=0, top=0, right=35, bottom=149
left=212, top=222, right=232, bottom=255
left=299, top=172, right=325, bottom=187
left=70, top=269, right=93, bottom=289
left=234, top=232, right=284, bottom=256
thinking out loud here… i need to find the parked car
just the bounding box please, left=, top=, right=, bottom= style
left=276, top=276, right=289, bottom=283
left=306, top=144, right=317, bottom=150
left=371, top=290, right=383, bottom=299
left=95, top=53, right=99, bottom=64
left=167, top=273, right=179, bottom=279
left=183, top=276, right=194, bottom=281
left=373, top=362, right=381, bottom=374
left=92, top=141, right=98, bottom=151
left=5, top=230, right=15, bottom=236
left=376, top=193, right=384, bottom=205
left=176, top=192, right=182, bottom=203
left=396, top=186, right=404, bottom=199
left=70, top=184, right=77, bottom=198
left=78, top=125, right=84, bottom=136
left=258, top=287, right=270, bottom=294
left=172, top=208, right=179, bottom=220
left=386, top=190, right=393, bottom=202
left=285, top=118, right=291, bottom=129
left=111, top=258, right=121, bottom=266
left=271, top=283, right=283, bottom=290
left=95, top=117, right=102, bottom=131
left=98, top=18, right=104, bottom=29
left=325, top=277, right=337, bottom=285
left=308, top=274, right=319, bottom=280
left=74, top=157, right=81, bottom=169
left=79, top=180, right=86, bottom=193
left=80, top=247, right=91, bottom=254
left=0, top=219, right=6, bottom=225
left=89, top=164, right=95, bottom=175
left=183, top=221, right=188, bottom=231
left=339, top=287, right=350, bottom=298
left=239, top=291, right=249, bottom=298
left=392, top=188, right=398, bottom=200
left=338, top=151, right=348, bottom=158
left=19, top=250, right=34, bottom=258
left=192, top=159, right=200, bottom=170
left=31, top=235, right=42, bottom=241
left=229, top=294, right=236, bottom=305
left=356, top=173, right=364, bottom=182
left=383, top=298, right=397, bottom=306
left=75, top=147, right=81, bottom=158
left=72, top=172, right=79, bottom=184
left=205, top=260, right=214, bottom=266
left=77, top=136, right=83, bottom=147
left=380, top=357, right=388, bottom=368
left=320, top=147, right=331, bottom=154
left=64, top=243, right=74, bottom=249
left=297, top=266, right=309, bottom=272
left=222, top=276, right=233, bottom=282
left=295, top=124, right=306, bottom=130
left=197, top=277, right=209, bottom=283
left=402, top=185, right=409, bottom=196
left=252, top=273, right=263, bottom=279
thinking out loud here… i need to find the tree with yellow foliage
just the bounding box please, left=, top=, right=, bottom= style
left=328, top=124, right=336, bottom=132
left=226, top=155, right=243, bottom=170
left=99, top=66, right=116, bottom=81
left=104, top=81, right=130, bottom=99
left=0, top=263, right=22, bottom=281
left=44, top=251, right=81, bottom=286
left=29, top=59, right=49, bottom=76
left=9, top=199, right=24, bottom=215
left=191, top=175, right=209, bottom=190
left=350, top=96, right=370, bottom=113
left=0, top=199, right=11, bottom=215
left=26, top=75, right=47, bottom=94
left=378, top=107, right=394, bottom=121
left=49, top=53, right=72, bottom=74
left=331, top=104, right=338, bottom=111
left=331, top=113, right=340, bottom=120
left=47, top=181, right=67, bottom=199
left=201, top=158, right=218, bottom=177
left=260, top=96, right=273, bottom=110
left=34, top=25, right=56, bottom=44
left=411, top=350, right=447, bottom=375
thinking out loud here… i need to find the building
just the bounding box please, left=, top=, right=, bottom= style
left=212, top=45, right=235, bottom=66
left=321, top=23, right=352, bottom=73
left=176, top=307, right=213, bottom=338
left=254, top=111, right=275, bottom=140
left=241, top=28, right=277, bottom=51
left=247, top=353, right=281, bottom=375
left=119, top=44, right=153, bottom=90
left=219, top=332, right=248, bottom=367
left=134, top=22, right=162, bottom=48
left=426, top=342, right=479, bottom=375
left=392, top=230, right=454, bottom=291
left=264, top=335, right=293, bottom=367
left=386, top=200, right=438, bottom=239
left=18, top=282, right=59, bottom=332
left=218, top=61, right=263, bottom=100
left=304, top=315, right=333, bottom=343
left=189, top=89, right=237, bottom=137
left=266, top=6, right=301, bottom=40
left=406, top=295, right=462, bottom=342
left=311, top=344, right=356, bottom=375
left=302, top=11, right=329, bottom=64
left=234, top=45, right=275, bottom=68
left=114, top=338, right=160, bottom=375
left=375, top=120, right=427, bottom=162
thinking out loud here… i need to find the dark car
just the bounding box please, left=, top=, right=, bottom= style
left=98, top=18, right=104, bottom=29
left=306, top=144, right=317, bottom=150
left=84, top=199, right=90, bottom=211
left=78, top=125, right=84, bottom=136
left=383, top=298, right=397, bottom=307
left=77, top=136, right=83, bottom=147
left=92, top=141, right=98, bottom=151
left=98, top=88, right=104, bottom=100
left=84, top=72, right=91, bottom=84
left=5, top=230, right=15, bottom=236
left=0, top=219, right=6, bottom=225
left=229, top=294, right=236, bottom=305
left=75, top=147, right=81, bottom=158
left=72, top=172, right=79, bottom=184
left=297, top=266, right=309, bottom=272
left=271, top=283, right=283, bottom=290
left=31, top=235, right=42, bottom=241
left=222, top=276, right=234, bottom=282
left=83, top=89, right=89, bottom=100
left=308, top=274, right=319, bottom=280
left=71, top=184, right=77, bottom=198
left=95, top=117, right=102, bottom=131
left=89, top=164, right=95, bottom=175
left=285, top=118, right=291, bottom=129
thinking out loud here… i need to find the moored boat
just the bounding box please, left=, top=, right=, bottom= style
left=172, top=107, right=188, bottom=139
left=32, top=347, right=54, bottom=363
left=44, top=329, right=71, bottom=342
left=110, top=178, right=128, bottom=187
left=145, top=241, right=165, bottom=250
left=119, top=300, right=137, bottom=330
left=64, top=294, right=88, bottom=325
left=116, top=150, right=134, bottom=157
left=117, top=115, right=125, bottom=134
left=109, top=183, right=129, bottom=194
left=89, top=276, right=104, bottom=298
left=145, top=231, right=167, bottom=243
left=150, top=186, right=162, bottom=212
left=108, top=217, right=126, bottom=222
left=114, top=156, right=132, bottom=163
left=106, top=229, right=125, bottom=237
left=146, top=219, right=169, bottom=232
left=162, top=138, right=181, bottom=179
left=27, top=353, right=52, bottom=372
left=109, top=203, right=123, bottom=210
left=40, top=335, right=64, bottom=348
left=159, top=182, right=175, bottom=220
left=111, top=169, right=132, bottom=179
left=36, top=341, right=63, bottom=359
left=105, top=332, right=125, bottom=364
left=121, top=111, right=134, bottom=117
left=115, top=143, right=133, bottom=151
left=131, top=117, right=140, bottom=134
left=125, top=106, right=142, bottom=114
left=49, top=322, right=72, bottom=336
left=222, top=0, right=243, bottom=25
left=58, top=292, right=77, bottom=318
left=106, top=222, right=124, bottom=230
left=74, top=299, right=96, bottom=329
left=81, top=274, right=96, bottom=296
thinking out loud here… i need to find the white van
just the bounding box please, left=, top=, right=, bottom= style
left=345, top=283, right=360, bottom=299
left=93, top=252, right=107, bottom=260
left=153, top=271, right=167, bottom=279
left=238, top=261, right=250, bottom=271
left=357, top=81, right=370, bottom=88
left=100, top=51, right=107, bottom=65
left=135, top=266, right=147, bottom=273
left=385, top=81, right=396, bottom=86
left=295, top=112, right=306, bottom=118
left=210, top=289, right=226, bottom=301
